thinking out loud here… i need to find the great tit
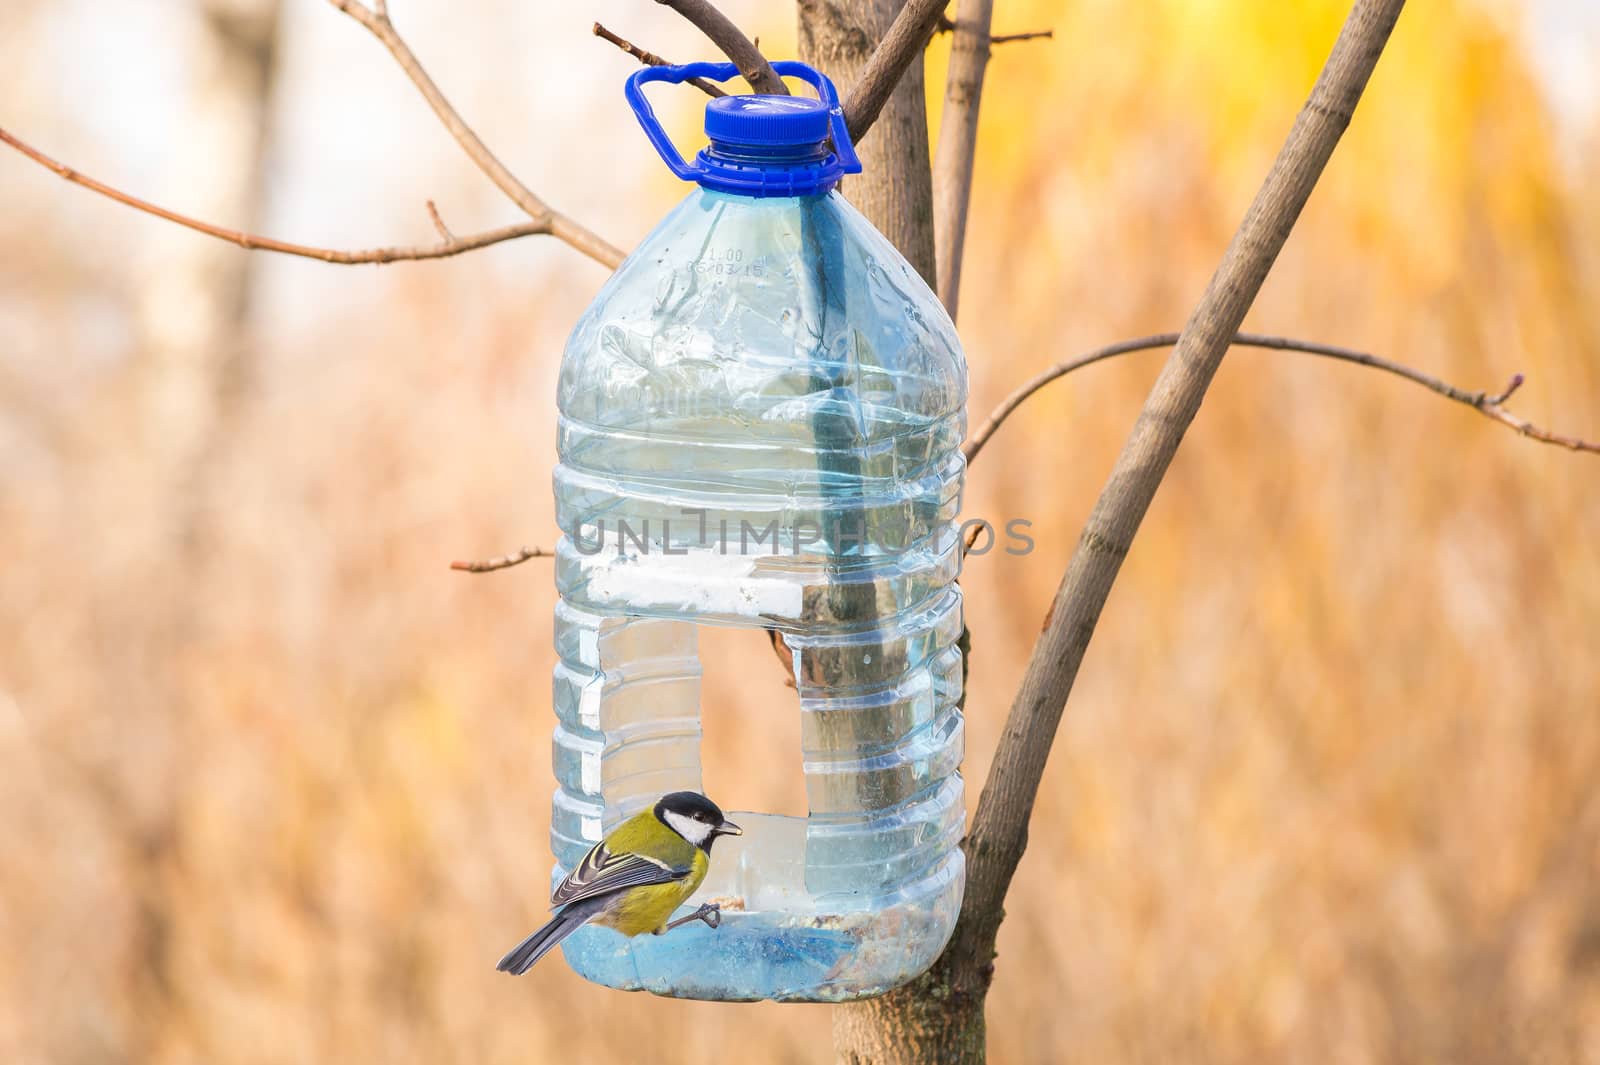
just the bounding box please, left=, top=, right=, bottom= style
left=496, top=790, right=743, bottom=975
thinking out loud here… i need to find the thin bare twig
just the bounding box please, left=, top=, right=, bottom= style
left=655, top=0, right=787, bottom=94
left=424, top=199, right=454, bottom=241
left=766, top=628, right=798, bottom=689
left=933, top=13, right=1053, bottom=45
left=991, top=28, right=1053, bottom=44
left=932, top=1, right=995, bottom=318
left=1474, top=376, right=1599, bottom=451
left=450, top=546, right=552, bottom=573
left=963, top=333, right=1599, bottom=463
left=326, top=0, right=624, bottom=269
left=592, top=22, right=727, bottom=98
left=0, top=127, right=552, bottom=264
left=955, top=338, right=1595, bottom=563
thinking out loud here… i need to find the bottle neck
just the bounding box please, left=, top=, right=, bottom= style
left=693, top=139, right=842, bottom=198
left=705, top=139, right=829, bottom=165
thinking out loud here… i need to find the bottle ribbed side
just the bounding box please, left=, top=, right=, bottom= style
left=549, top=606, right=704, bottom=866
left=546, top=184, right=968, bottom=1000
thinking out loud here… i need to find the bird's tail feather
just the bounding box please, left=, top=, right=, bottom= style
left=496, top=898, right=603, bottom=976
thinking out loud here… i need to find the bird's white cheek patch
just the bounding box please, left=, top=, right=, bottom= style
left=664, top=810, right=711, bottom=846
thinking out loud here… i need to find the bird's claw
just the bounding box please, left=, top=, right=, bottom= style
left=663, top=902, right=723, bottom=933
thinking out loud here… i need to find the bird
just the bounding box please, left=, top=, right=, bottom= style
left=496, top=790, right=742, bottom=975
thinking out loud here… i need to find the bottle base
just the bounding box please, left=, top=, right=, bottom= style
left=557, top=850, right=964, bottom=1002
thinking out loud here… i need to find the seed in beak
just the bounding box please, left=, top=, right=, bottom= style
left=717, top=820, right=743, bottom=837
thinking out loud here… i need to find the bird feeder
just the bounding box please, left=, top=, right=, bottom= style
left=547, top=61, right=967, bottom=1002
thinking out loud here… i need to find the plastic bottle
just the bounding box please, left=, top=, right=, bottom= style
left=549, top=61, right=967, bottom=1002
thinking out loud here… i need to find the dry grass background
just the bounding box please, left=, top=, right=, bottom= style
left=2, top=1, right=1598, bottom=1063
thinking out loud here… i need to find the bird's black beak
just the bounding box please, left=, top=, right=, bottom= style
left=715, top=819, right=742, bottom=838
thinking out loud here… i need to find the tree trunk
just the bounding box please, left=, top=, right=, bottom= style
left=137, top=0, right=280, bottom=494
left=798, top=0, right=937, bottom=287
left=832, top=954, right=987, bottom=1065
left=123, top=2, right=282, bottom=1057
left=931, top=0, right=993, bottom=319
left=796, top=2, right=958, bottom=1061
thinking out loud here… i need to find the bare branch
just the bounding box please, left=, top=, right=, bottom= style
left=845, top=0, right=1051, bottom=157
left=932, top=1, right=994, bottom=318
left=1474, top=376, right=1599, bottom=452
left=841, top=3, right=1411, bottom=1056
left=960, top=0, right=1409, bottom=975
left=806, top=0, right=1043, bottom=170
left=991, top=28, right=1052, bottom=44
left=326, top=0, right=624, bottom=268
left=932, top=13, right=1052, bottom=45
left=592, top=21, right=727, bottom=98
left=766, top=628, right=798, bottom=689
left=963, top=333, right=1598, bottom=463
left=840, top=0, right=948, bottom=142
left=424, top=199, right=454, bottom=241
left=0, top=127, right=556, bottom=265
left=655, top=0, right=788, bottom=94
left=449, top=546, right=553, bottom=573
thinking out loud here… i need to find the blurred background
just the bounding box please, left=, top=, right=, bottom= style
left=2, top=1, right=1598, bottom=1062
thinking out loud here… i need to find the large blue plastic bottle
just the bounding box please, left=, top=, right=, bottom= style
left=549, top=62, right=967, bottom=1002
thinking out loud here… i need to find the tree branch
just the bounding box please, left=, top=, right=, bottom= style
left=925, top=1, right=1409, bottom=1055
left=841, top=0, right=949, bottom=142
left=424, top=199, right=454, bottom=241
left=933, top=14, right=1052, bottom=45
left=655, top=0, right=788, bottom=94
left=0, top=127, right=555, bottom=265
left=962, top=0, right=1407, bottom=962
left=446, top=331, right=1594, bottom=578
left=593, top=22, right=727, bottom=98
left=325, top=0, right=623, bottom=269
left=963, top=333, right=1599, bottom=463
left=990, top=28, right=1052, bottom=44
left=932, top=0, right=994, bottom=318
left=449, top=546, right=552, bottom=573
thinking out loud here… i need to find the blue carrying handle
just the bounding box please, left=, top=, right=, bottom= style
left=624, top=61, right=862, bottom=181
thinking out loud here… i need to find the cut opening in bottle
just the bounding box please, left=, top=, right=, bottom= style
left=549, top=601, right=965, bottom=1000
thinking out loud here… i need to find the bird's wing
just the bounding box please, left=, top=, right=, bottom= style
left=550, top=840, right=690, bottom=908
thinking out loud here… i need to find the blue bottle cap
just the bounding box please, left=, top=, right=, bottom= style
left=703, top=94, right=830, bottom=149
left=625, top=61, right=863, bottom=198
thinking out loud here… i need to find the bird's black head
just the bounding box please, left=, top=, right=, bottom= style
left=654, top=791, right=743, bottom=852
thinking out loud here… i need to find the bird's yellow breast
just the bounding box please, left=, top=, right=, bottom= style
left=592, top=850, right=708, bottom=937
